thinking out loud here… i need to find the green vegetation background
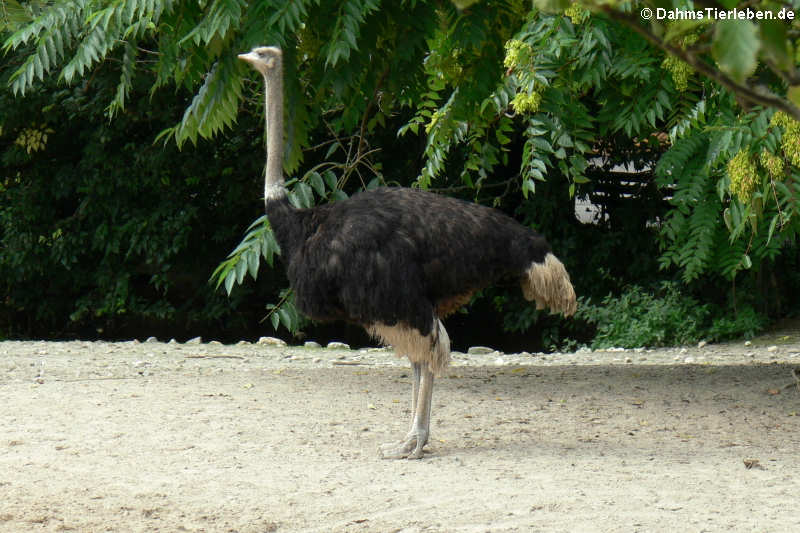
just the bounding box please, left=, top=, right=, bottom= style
left=2, top=0, right=799, bottom=350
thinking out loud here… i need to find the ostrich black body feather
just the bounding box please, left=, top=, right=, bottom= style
left=267, top=187, right=553, bottom=336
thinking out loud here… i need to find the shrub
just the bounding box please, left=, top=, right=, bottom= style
left=577, top=282, right=767, bottom=349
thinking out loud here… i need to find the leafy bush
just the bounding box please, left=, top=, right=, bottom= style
left=706, top=305, right=767, bottom=342
left=577, top=282, right=767, bottom=349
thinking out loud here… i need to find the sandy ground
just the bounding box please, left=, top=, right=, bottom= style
left=1, top=330, right=799, bottom=532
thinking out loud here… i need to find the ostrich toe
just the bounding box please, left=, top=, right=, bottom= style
left=380, top=429, right=428, bottom=460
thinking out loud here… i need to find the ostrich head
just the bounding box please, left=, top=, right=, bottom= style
left=237, top=46, right=282, bottom=75
left=238, top=46, right=286, bottom=201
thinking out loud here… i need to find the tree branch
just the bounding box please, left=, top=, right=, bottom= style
left=427, top=176, right=518, bottom=194
left=356, top=63, right=391, bottom=161
left=600, top=7, right=800, bottom=122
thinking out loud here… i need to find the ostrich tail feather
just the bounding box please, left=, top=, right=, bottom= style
left=521, top=253, right=577, bottom=317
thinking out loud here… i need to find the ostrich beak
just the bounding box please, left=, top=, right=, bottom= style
left=237, top=52, right=259, bottom=65
left=238, top=51, right=277, bottom=73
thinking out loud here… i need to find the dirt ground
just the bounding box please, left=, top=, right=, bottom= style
left=1, top=328, right=800, bottom=532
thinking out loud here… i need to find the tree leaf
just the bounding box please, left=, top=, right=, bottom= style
left=234, top=256, right=248, bottom=284
left=323, top=170, right=338, bottom=191
left=246, top=248, right=259, bottom=280
left=767, top=214, right=779, bottom=245
left=521, top=178, right=534, bottom=199
left=759, top=19, right=790, bottom=70
left=307, top=171, right=326, bottom=197
left=293, top=182, right=314, bottom=208
left=224, top=270, right=235, bottom=296
left=712, top=20, right=759, bottom=83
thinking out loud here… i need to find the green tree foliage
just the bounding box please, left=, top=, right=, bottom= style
left=2, top=1, right=799, bottom=344
left=545, top=0, right=800, bottom=120
left=1, top=0, right=437, bottom=335
left=536, top=0, right=800, bottom=281
left=655, top=104, right=789, bottom=282
left=0, top=77, right=269, bottom=337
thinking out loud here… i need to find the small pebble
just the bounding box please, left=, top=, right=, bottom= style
left=145, top=336, right=158, bottom=343
left=697, top=341, right=707, bottom=348
left=258, top=336, right=287, bottom=347
left=304, top=341, right=322, bottom=349
left=684, top=356, right=696, bottom=364
left=468, top=346, right=495, bottom=355
left=767, top=345, right=778, bottom=353
left=327, top=341, right=350, bottom=350
left=185, top=336, right=202, bottom=345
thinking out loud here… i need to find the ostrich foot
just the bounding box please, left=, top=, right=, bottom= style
left=379, top=430, right=428, bottom=460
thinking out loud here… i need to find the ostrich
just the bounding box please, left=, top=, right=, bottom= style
left=238, top=46, right=577, bottom=459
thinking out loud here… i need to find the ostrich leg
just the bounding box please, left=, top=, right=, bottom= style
left=376, top=318, right=449, bottom=459
left=381, top=361, right=435, bottom=459
left=410, top=362, right=421, bottom=420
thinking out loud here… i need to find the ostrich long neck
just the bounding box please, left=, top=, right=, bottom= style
left=264, top=59, right=285, bottom=202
